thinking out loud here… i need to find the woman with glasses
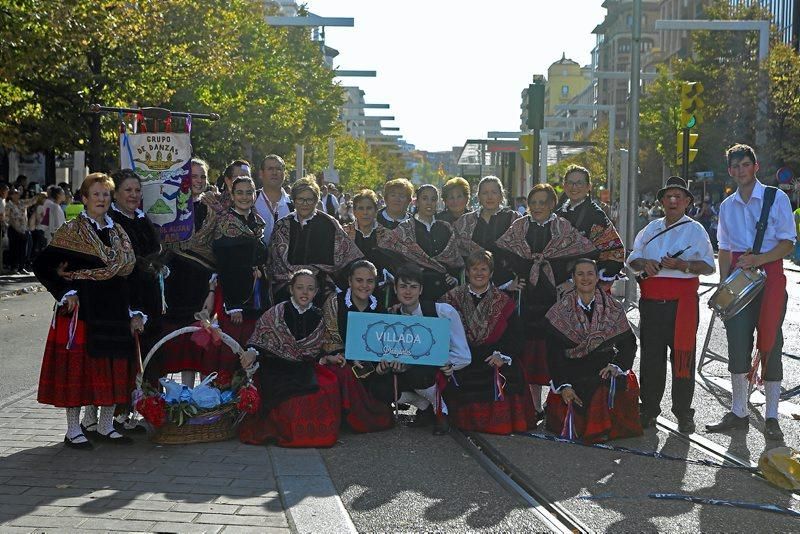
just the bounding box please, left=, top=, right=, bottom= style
left=440, top=250, right=535, bottom=435
left=543, top=259, right=641, bottom=443
left=320, top=260, right=394, bottom=433
left=201, top=175, right=269, bottom=375
left=454, top=176, right=522, bottom=289
left=379, top=184, right=463, bottom=301
left=269, top=177, right=363, bottom=306
left=496, top=183, right=597, bottom=420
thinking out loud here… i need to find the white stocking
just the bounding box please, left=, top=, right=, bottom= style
left=730, top=373, right=749, bottom=418
left=765, top=381, right=781, bottom=420
left=530, top=385, right=543, bottom=412
left=66, top=407, right=85, bottom=441
left=81, top=405, right=98, bottom=427
left=98, top=405, right=117, bottom=435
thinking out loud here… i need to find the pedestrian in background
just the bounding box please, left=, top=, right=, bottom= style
left=6, top=186, right=37, bottom=274
left=39, top=186, right=67, bottom=244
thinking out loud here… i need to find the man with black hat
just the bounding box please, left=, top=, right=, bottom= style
left=627, top=176, right=715, bottom=433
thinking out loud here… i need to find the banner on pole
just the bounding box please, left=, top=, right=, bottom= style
left=120, top=132, right=193, bottom=243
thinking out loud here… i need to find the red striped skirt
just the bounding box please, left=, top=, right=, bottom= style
left=327, top=364, right=393, bottom=433
left=38, top=314, right=133, bottom=408
left=147, top=318, right=206, bottom=377
left=199, top=315, right=255, bottom=376
left=545, top=372, right=643, bottom=443
left=239, top=365, right=342, bottom=448
left=519, top=336, right=550, bottom=385
left=449, top=392, right=537, bottom=435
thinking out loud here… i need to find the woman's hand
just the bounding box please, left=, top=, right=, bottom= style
left=439, top=363, right=455, bottom=377
left=484, top=351, right=506, bottom=368
left=130, top=315, right=145, bottom=335
left=56, top=261, right=69, bottom=279
left=62, top=294, right=78, bottom=313
left=201, top=292, right=215, bottom=315
left=376, top=360, right=406, bottom=375
left=445, top=274, right=458, bottom=287
left=599, top=364, right=622, bottom=379
left=230, top=311, right=243, bottom=325
left=253, top=267, right=263, bottom=279
left=506, top=276, right=526, bottom=292
left=240, top=348, right=258, bottom=369
left=560, top=387, right=583, bottom=407
left=321, top=353, right=346, bottom=367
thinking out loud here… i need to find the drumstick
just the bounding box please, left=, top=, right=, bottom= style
left=637, top=245, right=692, bottom=280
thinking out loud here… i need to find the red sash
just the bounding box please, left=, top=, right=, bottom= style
left=639, top=277, right=700, bottom=379
left=731, top=254, right=785, bottom=354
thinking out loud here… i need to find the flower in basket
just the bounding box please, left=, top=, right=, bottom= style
left=136, top=395, right=167, bottom=428
left=214, top=369, right=233, bottom=390
left=237, top=384, right=261, bottom=414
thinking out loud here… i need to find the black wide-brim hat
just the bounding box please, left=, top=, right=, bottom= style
left=657, top=176, right=694, bottom=202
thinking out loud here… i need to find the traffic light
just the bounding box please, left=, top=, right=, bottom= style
left=676, top=131, right=698, bottom=165
left=680, top=81, right=704, bottom=129
left=519, top=133, right=534, bottom=164
left=520, top=82, right=545, bottom=131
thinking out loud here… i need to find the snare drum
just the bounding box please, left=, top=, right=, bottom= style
left=708, top=268, right=767, bottom=321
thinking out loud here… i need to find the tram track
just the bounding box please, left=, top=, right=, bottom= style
left=451, top=429, right=592, bottom=534
left=655, top=416, right=800, bottom=503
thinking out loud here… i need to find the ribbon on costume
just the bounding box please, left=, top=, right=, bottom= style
left=523, top=432, right=757, bottom=471
left=252, top=276, right=262, bottom=310
left=66, top=303, right=80, bottom=350
left=608, top=376, right=617, bottom=409
left=649, top=493, right=800, bottom=518
left=158, top=270, right=167, bottom=314
left=493, top=367, right=506, bottom=401
left=120, top=112, right=136, bottom=170
left=191, top=309, right=222, bottom=347
left=561, top=402, right=577, bottom=440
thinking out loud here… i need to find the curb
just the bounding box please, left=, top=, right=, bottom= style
left=0, top=283, right=45, bottom=299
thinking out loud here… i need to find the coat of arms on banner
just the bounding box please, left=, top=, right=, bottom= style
left=121, top=133, right=193, bottom=242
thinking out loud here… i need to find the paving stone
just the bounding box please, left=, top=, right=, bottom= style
left=0, top=504, right=65, bottom=517
left=171, top=503, right=240, bottom=514
left=78, top=518, right=156, bottom=530
left=0, top=485, right=30, bottom=495
left=168, top=475, right=234, bottom=487
left=227, top=478, right=276, bottom=491
left=95, top=498, right=175, bottom=512
left=7, top=515, right=84, bottom=528
left=125, top=510, right=198, bottom=522
left=148, top=492, right=216, bottom=503
left=220, top=526, right=291, bottom=534
left=214, top=493, right=281, bottom=506
left=197, top=513, right=284, bottom=527
left=57, top=508, right=130, bottom=520
left=235, top=505, right=286, bottom=517
left=151, top=521, right=224, bottom=533
left=0, top=525, right=31, bottom=533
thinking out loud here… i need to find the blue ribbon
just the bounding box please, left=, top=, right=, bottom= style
left=120, top=112, right=136, bottom=169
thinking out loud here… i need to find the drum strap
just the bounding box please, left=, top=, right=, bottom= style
left=644, top=220, right=691, bottom=247
left=752, top=186, right=777, bottom=254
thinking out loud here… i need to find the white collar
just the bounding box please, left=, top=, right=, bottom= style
left=111, top=203, right=145, bottom=219
left=564, top=197, right=587, bottom=211
left=289, top=297, right=313, bottom=314
left=468, top=284, right=491, bottom=298
left=357, top=221, right=378, bottom=238
left=530, top=213, right=556, bottom=227
left=400, top=303, right=422, bottom=316
left=381, top=209, right=408, bottom=223
left=659, top=214, right=691, bottom=229
left=734, top=179, right=764, bottom=205
left=291, top=210, right=317, bottom=227
left=414, top=213, right=436, bottom=231
left=344, top=288, right=378, bottom=310
left=80, top=210, right=114, bottom=229
left=577, top=294, right=595, bottom=311
left=259, top=187, right=290, bottom=204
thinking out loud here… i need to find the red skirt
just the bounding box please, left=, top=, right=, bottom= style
left=545, top=372, right=643, bottom=443
left=199, top=314, right=255, bottom=376
left=239, top=365, right=341, bottom=448
left=38, top=314, right=133, bottom=408
left=519, top=336, right=550, bottom=385
left=327, top=364, right=393, bottom=433
left=450, top=392, right=537, bottom=435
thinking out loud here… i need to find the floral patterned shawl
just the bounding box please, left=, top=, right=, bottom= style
left=440, top=284, right=515, bottom=346
left=247, top=302, right=326, bottom=362
left=496, top=215, right=596, bottom=287
left=545, top=287, right=631, bottom=359
left=49, top=215, right=135, bottom=281
left=453, top=209, right=521, bottom=258
left=378, top=218, right=464, bottom=273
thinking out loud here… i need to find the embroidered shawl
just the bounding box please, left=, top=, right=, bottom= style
left=496, top=215, right=596, bottom=287
left=453, top=209, right=521, bottom=258
left=378, top=218, right=464, bottom=273
left=269, top=210, right=363, bottom=284
left=48, top=215, right=136, bottom=281
left=247, top=302, right=326, bottom=362
left=441, top=284, right=515, bottom=347
left=545, top=288, right=631, bottom=359
left=214, top=208, right=266, bottom=241
left=163, top=192, right=219, bottom=270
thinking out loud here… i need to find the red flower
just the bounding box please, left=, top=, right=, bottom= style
left=214, top=370, right=233, bottom=390
left=136, top=395, right=167, bottom=428
left=236, top=384, right=261, bottom=414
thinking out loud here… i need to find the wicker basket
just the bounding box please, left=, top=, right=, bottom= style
left=136, top=325, right=249, bottom=445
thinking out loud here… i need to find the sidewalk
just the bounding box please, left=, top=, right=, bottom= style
left=0, top=274, right=43, bottom=299
left=0, top=388, right=355, bottom=533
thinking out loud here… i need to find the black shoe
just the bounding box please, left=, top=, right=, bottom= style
left=80, top=422, right=98, bottom=436
left=640, top=413, right=656, bottom=429
left=114, top=419, right=146, bottom=434
left=764, top=418, right=784, bottom=441
left=433, top=414, right=450, bottom=435
left=705, top=412, right=749, bottom=433
left=95, top=430, right=133, bottom=444
left=408, top=408, right=435, bottom=427
left=64, top=433, right=93, bottom=450
left=677, top=415, right=696, bottom=434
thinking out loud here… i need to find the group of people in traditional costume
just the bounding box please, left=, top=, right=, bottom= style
left=34, top=141, right=795, bottom=451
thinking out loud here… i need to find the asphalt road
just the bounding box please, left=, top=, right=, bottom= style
left=0, top=290, right=52, bottom=400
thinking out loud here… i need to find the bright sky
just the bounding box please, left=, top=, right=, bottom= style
left=308, top=0, right=606, bottom=153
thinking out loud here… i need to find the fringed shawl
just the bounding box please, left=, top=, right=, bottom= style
left=49, top=215, right=135, bottom=281
left=379, top=218, right=464, bottom=273
left=441, top=284, right=515, bottom=346
left=247, top=302, right=326, bottom=362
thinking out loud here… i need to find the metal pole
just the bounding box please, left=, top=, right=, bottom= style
left=627, top=0, right=642, bottom=264
left=681, top=127, right=690, bottom=179
left=531, top=130, right=539, bottom=185
left=607, top=108, right=616, bottom=201
left=327, top=137, right=335, bottom=172
left=295, top=144, right=304, bottom=181
left=539, top=130, right=548, bottom=184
